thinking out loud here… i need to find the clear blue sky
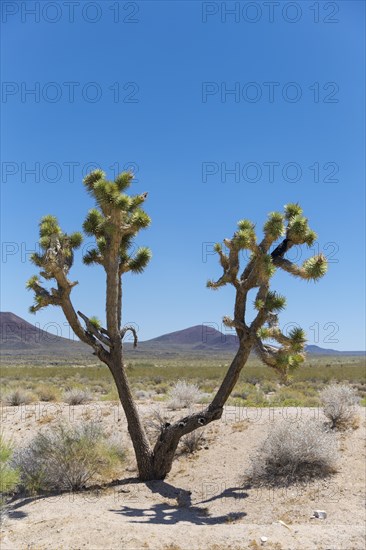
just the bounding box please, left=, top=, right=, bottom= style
left=1, top=1, right=365, bottom=350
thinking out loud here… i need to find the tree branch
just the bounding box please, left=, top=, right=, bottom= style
left=121, top=325, right=138, bottom=348
left=271, top=256, right=311, bottom=279
left=77, top=311, right=111, bottom=348
left=253, top=336, right=278, bottom=367
left=222, top=316, right=246, bottom=332
left=265, top=327, right=292, bottom=347
left=270, top=237, right=293, bottom=259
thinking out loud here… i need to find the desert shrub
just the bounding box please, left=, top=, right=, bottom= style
left=232, top=386, right=266, bottom=406
left=135, top=390, right=151, bottom=400
left=243, top=374, right=263, bottom=385
left=155, top=383, right=170, bottom=395
left=247, top=419, right=338, bottom=487
left=5, top=388, right=34, bottom=406
left=179, top=429, right=205, bottom=454
left=232, top=383, right=252, bottom=400
left=168, top=380, right=202, bottom=410
left=35, top=385, right=59, bottom=402
left=13, top=421, right=125, bottom=493
left=91, top=383, right=110, bottom=395
left=261, top=381, right=277, bottom=394
left=320, top=383, right=360, bottom=430
left=0, top=436, right=19, bottom=519
left=63, top=388, right=92, bottom=405
left=0, top=436, right=19, bottom=494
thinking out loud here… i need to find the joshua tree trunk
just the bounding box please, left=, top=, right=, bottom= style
left=27, top=168, right=327, bottom=481
left=150, top=341, right=253, bottom=479
left=104, top=339, right=253, bottom=480
left=110, top=360, right=154, bottom=479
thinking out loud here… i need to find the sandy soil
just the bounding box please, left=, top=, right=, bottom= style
left=1, top=402, right=365, bottom=550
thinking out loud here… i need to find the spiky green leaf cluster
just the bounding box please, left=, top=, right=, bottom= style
left=115, top=172, right=133, bottom=192
left=83, top=209, right=105, bottom=237
left=288, top=326, right=306, bottom=344
left=302, top=254, right=328, bottom=280
left=83, top=248, right=102, bottom=266
left=89, top=316, right=102, bottom=330
left=39, top=215, right=62, bottom=236
left=69, top=232, right=83, bottom=249
left=26, top=275, right=40, bottom=291
left=237, top=219, right=254, bottom=232
left=83, top=169, right=105, bottom=190
left=284, top=202, right=303, bottom=220
left=287, top=215, right=311, bottom=244
left=125, top=247, right=152, bottom=274
left=81, top=170, right=151, bottom=274
left=263, top=212, right=285, bottom=241
left=303, top=229, right=317, bottom=246
left=232, top=220, right=256, bottom=250
left=276, top=350, right=305, bottom=377
left=285, top=327, right=306, bottom=353
left=264, top=291, right=286, bottom=312
left=29, top=216, right=83, bottom=275
left=130, top=209, right=150, bottom=229
left=257, top=326, right=271, bottom=339
left=283, top=208, right=318, bottom=247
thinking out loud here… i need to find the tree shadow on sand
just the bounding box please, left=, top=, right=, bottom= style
left=110, top=478, right=248, bottom=525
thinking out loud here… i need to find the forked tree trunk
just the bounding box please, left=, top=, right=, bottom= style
left=110, top=339, right=253, bottom=481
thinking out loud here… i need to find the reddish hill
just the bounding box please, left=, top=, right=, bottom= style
left=142, top=324, right=239, bottom=350
left=0, top=312, right=89, bottom=354
left=1, top=313, right=363, bottom=358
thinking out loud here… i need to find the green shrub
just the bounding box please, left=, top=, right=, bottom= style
left=14, top=421, right=125, bottom=493
left=0, top=436, right=19, bottom=494
left=260, top=381, right=277, bottom=394
left=0, top=436, right=19, bottom=518
left=35, top=385, right=59, bottom=402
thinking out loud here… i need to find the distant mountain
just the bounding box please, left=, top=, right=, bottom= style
left=140, top=324, right=239, bottom=351
left=0, top=312, right=364, bottom=358
left=304, top=344, right=364, bottom=356
left=137, top=326, right=364, bottom=356
left=0, top=312, right=89, bottom=355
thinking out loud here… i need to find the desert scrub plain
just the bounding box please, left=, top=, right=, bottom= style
left=1, top=354, right=365, bottom=408
left=0, top=354, right=365, bottom=550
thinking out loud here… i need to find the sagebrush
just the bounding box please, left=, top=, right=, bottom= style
left=247, top=419, right=338, bottom=486
left=168, top=380, right=203, bottom=410
left=320, top=383, right=360, bottom=430
left=179, top=428, right=206, bottom=454
left=5, top=389, right=34, bottom=406
left=13, top=421, right=125, bottom=493
left=63, top=389, right=92, bottom=406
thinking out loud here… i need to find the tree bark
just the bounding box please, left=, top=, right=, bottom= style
left=110, top=357, right=155, bottom=480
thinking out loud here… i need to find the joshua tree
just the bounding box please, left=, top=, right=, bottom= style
left=27, top=169, right=327, bottom=480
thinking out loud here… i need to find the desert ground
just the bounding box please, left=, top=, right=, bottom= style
left=1, top=401, right=365, bottom=550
